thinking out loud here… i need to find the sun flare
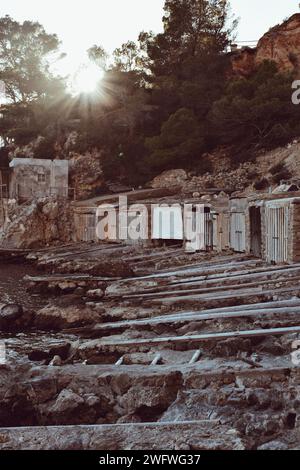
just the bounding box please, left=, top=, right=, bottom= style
left=72, top=63, right=104, bottom=95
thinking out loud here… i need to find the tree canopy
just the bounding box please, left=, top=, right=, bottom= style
left=0, top=15, right=63, bottom=103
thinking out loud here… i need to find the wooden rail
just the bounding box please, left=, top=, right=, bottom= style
left=98, top=326, right=300, bottom=348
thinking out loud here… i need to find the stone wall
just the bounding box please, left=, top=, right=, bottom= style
left=9, top=158, right=69, bottom=201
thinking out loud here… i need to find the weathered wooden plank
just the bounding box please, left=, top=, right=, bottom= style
left=189, top=350, right=202, bottom=364
left=124, top=275, right=300, bottom=300
left=148, top=285, right=300, bottom=305
left=93, top=305, right=300, bottom=332
left=119, top=268, right=300, bottom=299
left=64, top=299, right=300, bottom=336
left=99, top=326, right=300, bottom=348
left=24, top=274, right=120, bottom=282
left=128, top=256, right=257, bottom=280
left=169, top=264, right=300, bottom=287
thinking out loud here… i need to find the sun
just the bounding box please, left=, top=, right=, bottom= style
left=72, top=63, right=104, bottom=95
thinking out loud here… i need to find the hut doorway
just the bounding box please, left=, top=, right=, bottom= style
left=250, top=206, right=262, bottom=258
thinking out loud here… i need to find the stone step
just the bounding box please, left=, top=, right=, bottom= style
left=0, top=421, right=244, bottom=450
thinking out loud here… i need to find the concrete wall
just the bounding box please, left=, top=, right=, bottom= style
left=9, top=158, right=69, bottom=201
left=290, top=201, right=300, bottom=263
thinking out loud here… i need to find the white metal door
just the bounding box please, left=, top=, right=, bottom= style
left=230, top=213, right=246, bottom=252
left=266, top=206, right=289, bottom=263
left=152, top=206, right=183, bottom=240
left=184, top=205, right=205, bottom=252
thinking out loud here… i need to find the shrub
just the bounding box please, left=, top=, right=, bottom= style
left=33, top=137, right=56, bottom=159
left=254, top=178, right=269, bottom=190
left=272, top=168, right=292, bottom=185
left=269, top=162, right=285, bottom=175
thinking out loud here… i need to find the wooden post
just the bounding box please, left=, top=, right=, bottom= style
left=189, top=350, right=202, bottom=364
left=150, top=354, right=162, bottom=366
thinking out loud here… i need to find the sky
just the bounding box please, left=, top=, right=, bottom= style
left=1, top=0, right=300, bottom=77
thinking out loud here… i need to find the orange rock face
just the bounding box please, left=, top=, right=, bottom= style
left=230, top=48, right=256, bottom=77
left=256, top=14, right=300, bottom=71
left=231, top=13, right=300, bottom=77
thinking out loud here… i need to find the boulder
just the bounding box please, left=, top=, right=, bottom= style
left=257, top=440, right=288, bottom=450
left=34, top=305, right=101, bottom=330
left=150, top=169, right=188, bottom=189
left=0, top=303, right=32, bottom=331
left=86, top=289, right=105, bottom=300
left=47, top=389, right=85, bottom=422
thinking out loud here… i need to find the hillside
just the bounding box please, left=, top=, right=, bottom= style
left=2, top=9, right=300, bottom=198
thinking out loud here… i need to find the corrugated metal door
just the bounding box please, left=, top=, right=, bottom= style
left=204, top=209, right=213, bottom=251
left=213, top=213, right=230, bottom=252
left=184, top=205, right=205, bottom=252
left=230, top=213, right=246, bottom=252
left=75, top=213, right=96, bottom=242
left=152, top=206, right=183, bottom=240
left=266, top=206, right=289, bottom=263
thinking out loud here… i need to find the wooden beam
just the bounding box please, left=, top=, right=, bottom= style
left=163, top=264, right=300, bottom=288
left=150, top=354, right=162, bottom=365
left=126, top=256, right=256, bottom=281
left=148, top=285, right=300, bottom=305
left=115, top=356, right=124, bottom=366
left=98, top=326, right=300, bottom=348
left=189, top=350, right=202, bottom=364
left=108, top=262, right=300, bottom=298
left=24, top=274, right=120, bottom=282
left=93, top=305, right=300, bottom=332
left=124, top=274, right=300, bottom=300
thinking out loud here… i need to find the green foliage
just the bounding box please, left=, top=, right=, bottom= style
left=0, top=15, right=63, bottom=104
left=254, top=178, right=270, bottom=190
left=145, top=108, right=205, bottom=170
left=140, top=0, right=234, bottom=176
left=210, top=61, right=300, bottom=156
left=87, top=45, right=108, bottom=70
left=269, top=162, right=285, bottom=176
left=113, top=41, right=140, bottom=72
left=33, top=137, right=56, bottom=159
left=0, top=15, right=68, bottom=147
left=144, top=0, right=236, bottom=78
left=269, top=162, right=292, bottom=184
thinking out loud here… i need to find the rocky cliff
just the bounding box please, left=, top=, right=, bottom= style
left=232, top=13, right=300, bottom=76
left=0, top=198, right=74, bottom=249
